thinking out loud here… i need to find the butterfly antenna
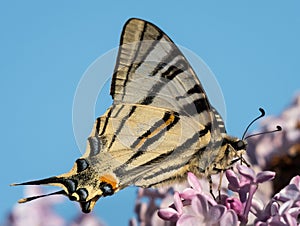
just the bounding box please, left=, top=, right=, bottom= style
left=242, top=108, right=265, bottom=140
left=244, top=125, right=282, bottom=140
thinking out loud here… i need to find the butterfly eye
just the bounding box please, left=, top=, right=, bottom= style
left=236, top=140, right=245, bottom=149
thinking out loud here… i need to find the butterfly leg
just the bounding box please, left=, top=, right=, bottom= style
left=241, top=156, right=250, bottom=167
left=207, top=175, right=216, bottom=200
left=217, top=170, right=224, bottom=201
left=230, top=155, right=250, bottom=167
left=231, top=148, right=250, bottom=167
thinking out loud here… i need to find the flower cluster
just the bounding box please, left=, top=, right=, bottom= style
left=158, top=172, right=239, bottom=225
left=149, top=166, right=300, bottom=225
left=252, top=175, right=300, bottom=225
left=157, top=165, right=287, bottom=225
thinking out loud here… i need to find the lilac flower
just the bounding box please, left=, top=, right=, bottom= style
left=176, top=194, right=229, bottom=226
left=179, top=172, right=216, bottom=205
left=179, top=172, right=202, bottom=200
left=158, top=173, right=239, bottom=225
left=158, top=192, right=183, bottom=222
left=226, top=164, right=275, bottom=224
left=253, top=198, right=300, bottom=225
left=253, top=175, right=300, bottom=225
left=274, top=175, right=300, bottom=204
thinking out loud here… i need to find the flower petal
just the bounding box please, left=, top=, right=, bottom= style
left=290, top=175, right=300, bottom=188
left=157, top=208, right=180, bottom=221
left=191, top=194, right=209, bottom=216
left=187, top=172, right=202, bottom=192
left=267, top=215, right=286, bottom=226
left=256, top=171, right=275, bottom=183
left=282, top=212, right=297, bottom=226
left=270, top=201, right=280, bottom=215
left=237, top=164, right=255, bottom=181
left=278, top=200, right=293, bottom=215
left=220, top=209, right=239, bottom=226
left=275, top=184, right=300, bottom=202
left=180, top=188, right=196, bottom=201
left=208, top=205, right=226, bottom=223
left=226, top=170, right=240, bottom=191
left=288, top=206, right=300, bottom=218
left=173, top=192, right=183, bottom=214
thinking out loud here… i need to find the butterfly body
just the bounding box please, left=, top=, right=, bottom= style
left=13, top=18, right=247, bottom=213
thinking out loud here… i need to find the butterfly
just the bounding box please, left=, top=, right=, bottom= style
left=12, top=18, right=248, bottom=213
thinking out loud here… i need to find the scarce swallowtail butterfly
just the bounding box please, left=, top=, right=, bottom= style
left=12, top=18, right=249, bottom=213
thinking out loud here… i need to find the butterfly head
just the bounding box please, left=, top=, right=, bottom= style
left=224, top=135, right=248, bottom=165
left=11, top=158, right=119, bottom=213
left=205, top=135, right=249, bottom=175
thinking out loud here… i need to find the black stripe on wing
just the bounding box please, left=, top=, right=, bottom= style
left=114, top=123, right=211, bottom=187
left=126, top=111, right=180, bottom=163
left=106, top=105, right=137, bottom=151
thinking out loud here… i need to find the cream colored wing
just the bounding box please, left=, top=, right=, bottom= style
left=87, top=103, right=211, bottom=188
left=110, top=18, right=214, bottom=125
left=98, top=18, right=226, bottom=187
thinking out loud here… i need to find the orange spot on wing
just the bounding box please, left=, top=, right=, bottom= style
left=100, top=174, right=118, bottom=190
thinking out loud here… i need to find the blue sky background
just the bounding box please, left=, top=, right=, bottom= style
left=1, top=1, right=300, bottom=225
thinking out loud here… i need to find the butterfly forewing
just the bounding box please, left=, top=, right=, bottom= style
left=111, top=19, right=213, bottom=120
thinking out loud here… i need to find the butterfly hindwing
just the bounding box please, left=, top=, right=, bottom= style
left=88, top=103, right=211, bottom=188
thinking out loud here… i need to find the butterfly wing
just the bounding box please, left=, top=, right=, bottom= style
left=111, top=19, right=212, bottom=120
left=97, top=18, right=225, bottom=187
left=88, top=103, right=212, bottom=188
